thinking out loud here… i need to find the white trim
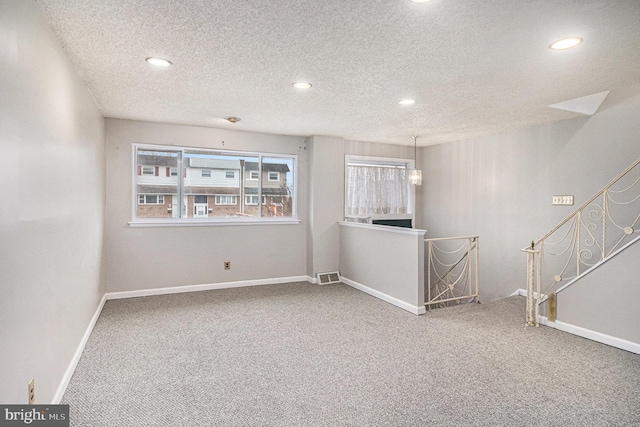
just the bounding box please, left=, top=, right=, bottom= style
left=511, top=288, right=547, bottom=299
left=537, top=315, right=640, bottom=355
left=306, top=275, right=318, bottom=284
left=106, top=276, right=309, bottom=300
left=344, top=154, right=416, bottom=223
left=52, top=293, right=107, bottom=404
left=554, top=234, right=640, bottom=296
left=129, top=218, right=301, bottom=227
left=341, top=276, right=426, bottom=315
left=338, top=221, right=426, bottom=236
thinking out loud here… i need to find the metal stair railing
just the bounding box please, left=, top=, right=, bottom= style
left=523, top=157, right=640, bottom=326
left=425, top=236, right=479, bottom=310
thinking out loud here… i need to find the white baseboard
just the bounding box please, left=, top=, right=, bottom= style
left=511, top=288, right=547, bottom=299
left=515, top=288, right=639, bottom=354
left=341, top=276, right=426, bottom=315
left=106, top=275, right=310, bottom=300
left=538, top=315, right=640, bottom=355
left=307, top=275, right=317, bottom=284
left=52, top=293, right=107, bottom=404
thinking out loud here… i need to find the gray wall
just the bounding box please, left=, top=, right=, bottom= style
left=104, top=119, right=308, bottom=292
left=0, top=0, right=105, bottom=403
left=557, top=238, right=640, bottom=344
left=306, top=137, right=416, bottom=278
left=307, top=136, right=345, bottom=277
left=339, top=223, right=426, bottom=313
left=418, top=85, right=640, bottom=301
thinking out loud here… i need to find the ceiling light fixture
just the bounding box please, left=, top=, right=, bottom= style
left=410, top=0, right=432, bottom=3
left=409, top=135, right=422, bottom=186
left=225, top=117, right=241, bottom=123
left=549, top=37, right=583, bottom=50
left=293, top=82, right=312, bottom=89
left=145, top=57, right=173, bottom=67
left=399, top=99, right=416, bottom=105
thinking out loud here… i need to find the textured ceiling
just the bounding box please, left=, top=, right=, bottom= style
left=36, top=0, right=640, bottom=146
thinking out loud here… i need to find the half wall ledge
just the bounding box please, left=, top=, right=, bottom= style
left=339, top=222, right=427, bottom=314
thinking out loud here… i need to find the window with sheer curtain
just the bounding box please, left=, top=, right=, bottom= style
left=345, top=158, right=412, bottom=217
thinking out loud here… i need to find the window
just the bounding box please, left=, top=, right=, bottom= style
left=345, top=155, right=414, bottom=220
left=215, top=195, right=237, bottom=205
left=245, top=195, right=266, bottom=205
left=133, top=144, right=297, bottom=223
left=138, top=194, right=165, bottom=205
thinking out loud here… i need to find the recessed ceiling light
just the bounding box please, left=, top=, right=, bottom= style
left=399, top=99, right=416, bottom=105
left=293, top=82, right=312, bottom=89
left=145, top=57, right=172, bottom=67
left=225, top=116, right=241, bottom=123
left=549, top=37, right=583, bottom=50
left=410, top=0, right=432, bottom=3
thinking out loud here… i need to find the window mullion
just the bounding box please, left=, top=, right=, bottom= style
left=177, top=149, right=184, bottom=218
left=258, top=155, right=263, bottom=218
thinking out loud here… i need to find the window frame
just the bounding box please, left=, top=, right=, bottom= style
left=268, top=171, right=280, bottom=181
left=344, top=155, right=415, bottom=222
left=131, top=143, right=299, bottom=226
left=215, top=195, right=238, bottom=205
left=245, top=195, right=266, bottom=205
left=138, top=194, right=165, bottom=205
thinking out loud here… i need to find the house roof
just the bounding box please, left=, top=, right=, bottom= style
left=37, top=0, right=640, bottom=146
left=244, top=162, right=290, bottom=173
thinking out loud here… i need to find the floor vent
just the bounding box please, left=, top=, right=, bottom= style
left=316, top=271, right=341, bottom=285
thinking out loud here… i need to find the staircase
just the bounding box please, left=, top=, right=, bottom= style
left=523, top=158, right=640, bottom=351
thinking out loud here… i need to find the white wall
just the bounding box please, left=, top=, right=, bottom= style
left=419, top=85, right=640, bottom=302
left=307, top=136, right=345, bottom=277
left=557, top=238, right=640, bottom=345
left=104, top=119, right=308, bottom=292
left=339, top=222, right=426, bottom=314
left=306, top=137, right=416, bottom=278
left=0, top=0, right=105, bottom=404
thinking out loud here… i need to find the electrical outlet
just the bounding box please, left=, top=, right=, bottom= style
left=28, top=378, right=34, bottom=405
left=224, top=261, right=230, bottom=270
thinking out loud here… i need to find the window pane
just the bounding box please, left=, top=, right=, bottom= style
left=346, top=163, right=409, bottom=216
left=241, top=157, right=261, bottom=217
left=135, top=148, right=179, bottom=219
left=184, top=151, right=245, bottom=218
left=134, top=145, right=297, bottom=223
left=262, top=157, right=294, bottom=218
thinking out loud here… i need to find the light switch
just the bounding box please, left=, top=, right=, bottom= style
left=552, top=195, right=574, bottom=205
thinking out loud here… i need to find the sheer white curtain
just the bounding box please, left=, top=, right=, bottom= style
left=346, top=165, right=409, bottom=216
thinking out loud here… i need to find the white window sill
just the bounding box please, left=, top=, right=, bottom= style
left=129, top=218, right=301, bottom=227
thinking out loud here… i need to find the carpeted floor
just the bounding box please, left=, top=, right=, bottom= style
left=62, top=282, right=640, bottom=426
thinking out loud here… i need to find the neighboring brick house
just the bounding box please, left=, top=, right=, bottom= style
left=136, top=152, right=291, bottom=219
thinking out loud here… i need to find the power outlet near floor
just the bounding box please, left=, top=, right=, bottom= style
left=28, top=378, right=35, bottom=404
left=224, top=261, right=231, bottom=270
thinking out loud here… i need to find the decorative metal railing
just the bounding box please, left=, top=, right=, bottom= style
left=425, top=236, right=479, bottom=309
left=523, top=158, right=640, bottom=326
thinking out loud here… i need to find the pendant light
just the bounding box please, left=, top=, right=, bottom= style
left=409, top=135, right=422, bottom=185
